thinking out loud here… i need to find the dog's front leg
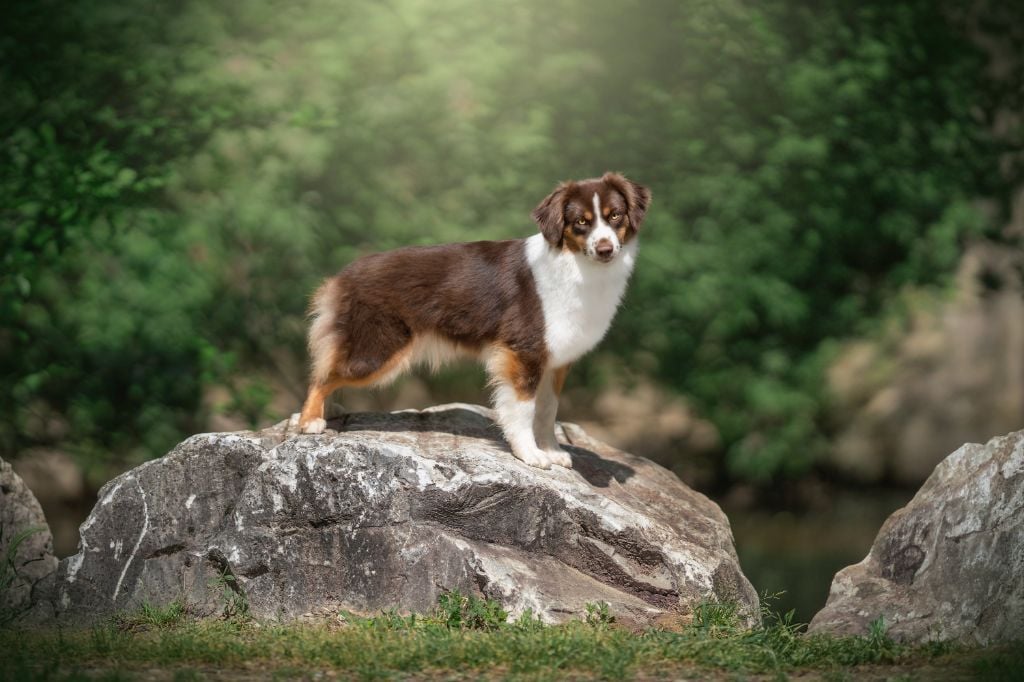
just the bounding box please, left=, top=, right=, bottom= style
left=533, top=366, right=572, bottom=468
left=492, top=382, right=551, bottom=469
left=487, top=348, right=551, bottom=469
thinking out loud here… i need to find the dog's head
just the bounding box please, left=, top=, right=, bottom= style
left=531, top=172, right=651, bottom=263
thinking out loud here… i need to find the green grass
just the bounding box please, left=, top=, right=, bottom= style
left=2, top=593, right=1021, bottom=681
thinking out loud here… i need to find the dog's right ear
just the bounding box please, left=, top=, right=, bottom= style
left=531, top=182, right=572, bottom=247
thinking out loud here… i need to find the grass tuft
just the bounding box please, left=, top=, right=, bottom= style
left=435, top=589, right=508, bottom=631
left=113, top=600, right=189, bottom=632
left=583, top=601, right=615, bottom=628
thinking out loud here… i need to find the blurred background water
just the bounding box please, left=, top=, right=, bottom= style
left=3, top=0, right=1022, bottom=624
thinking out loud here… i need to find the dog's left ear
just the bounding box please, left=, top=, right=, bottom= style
left=603, top=172, right=652, bottom=234
left=531, top=181, right=572, bottom=247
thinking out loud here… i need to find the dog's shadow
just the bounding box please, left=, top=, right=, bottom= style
left=329, top=406, right=635, bottom=488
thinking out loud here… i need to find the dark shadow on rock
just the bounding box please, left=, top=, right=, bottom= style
left=565, top=446, right=634, bottom=488
left=327, top=406, right=635, bottom=488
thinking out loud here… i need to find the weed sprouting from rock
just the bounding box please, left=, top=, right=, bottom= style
left=435, top=590, right=508, bottom=631
left=207, top=568, right=249, bottom=621
left=584, top=601, right=615, bottom=628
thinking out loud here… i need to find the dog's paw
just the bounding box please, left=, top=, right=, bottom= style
left=544, top=446, right=573, bottom=469
left=288, top=413, right=301, bottom=429
left=512, top=447, right=552, bottom=470
left=301, top=417, right=327, bottom=435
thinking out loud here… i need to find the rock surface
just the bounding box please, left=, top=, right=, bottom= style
left=24, top=404, right=758, bottom=628
left=809, top=430, right=1024, bottom=645
left=1, top=457, right=58, bottom=620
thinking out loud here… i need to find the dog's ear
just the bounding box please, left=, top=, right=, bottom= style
left=531, top=182, right=572, bottom=247
left=603, top=172, right=651, bottom=234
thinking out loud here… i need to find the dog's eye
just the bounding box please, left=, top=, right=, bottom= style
left=576, top=217, right=587, bottom=226
left=610, top=212, right=621, bottom=221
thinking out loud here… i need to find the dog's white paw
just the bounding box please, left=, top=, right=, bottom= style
left=544, top=446, right=573, bottom=469
left=513, top=447, right=552, bottom=470
left=301, top=417, right=327, bottom=435
left=288, top=413, right=301, bottom=429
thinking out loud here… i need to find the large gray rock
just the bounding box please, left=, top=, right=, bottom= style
left=809, top=430, right=1024, bottom=645
left=1, top=457, right=58, bottom=620
left=25, top=404, right=757, bottom=628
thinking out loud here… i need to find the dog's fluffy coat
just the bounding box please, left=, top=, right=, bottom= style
left=297, top=172, right=651, bottom=469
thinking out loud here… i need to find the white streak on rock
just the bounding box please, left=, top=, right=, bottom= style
left=112, top=476, right=149, bottom=602
left=414, top=464, right=434, bottom=490
left=65, top=553, right=84, bottom=584
left=99, top=482, right=123, bottom=507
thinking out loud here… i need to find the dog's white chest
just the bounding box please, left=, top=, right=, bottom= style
left=525, top=234, right=636, bottom=367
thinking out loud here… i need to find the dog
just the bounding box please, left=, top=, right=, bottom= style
left=296, top=172, right=651, bottom=469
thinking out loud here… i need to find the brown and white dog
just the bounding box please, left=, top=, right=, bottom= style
left=295, top=172, right=651, bottom=469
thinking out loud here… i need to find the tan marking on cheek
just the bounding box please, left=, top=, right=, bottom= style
left=561, top=227, right=585, bottom=252
left=619, top=216, right=639, bottom=242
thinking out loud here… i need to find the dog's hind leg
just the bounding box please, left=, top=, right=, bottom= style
left=299, top=305, right=415, bottom=435
left=297, top=278, right=345, bottom=434
left=534, top=365, right=572, bottom=468
left=298, top=374, right=347, bottom=434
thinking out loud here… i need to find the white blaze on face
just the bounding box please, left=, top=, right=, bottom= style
left=586, top=192, right=620, bottom=260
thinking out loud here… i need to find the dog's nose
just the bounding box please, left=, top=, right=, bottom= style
left=596, top=241, right=614, bottom=258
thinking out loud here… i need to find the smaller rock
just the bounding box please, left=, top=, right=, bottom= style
left=809, top=430, right=1024, bottom=645
left=1, top=457, right=58, bottom=620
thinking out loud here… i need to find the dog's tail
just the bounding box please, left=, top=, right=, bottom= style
left=307, top=277, right=341, bottom=385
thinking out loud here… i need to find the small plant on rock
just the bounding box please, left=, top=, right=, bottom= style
left=435, top=590, right=508, bottom=630
left=584, top=601, right=615, bottom=627
left=208, top=568, right=249, bottom=621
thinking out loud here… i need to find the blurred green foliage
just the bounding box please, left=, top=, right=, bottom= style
left=1, top=0, right=1020, bottom=483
